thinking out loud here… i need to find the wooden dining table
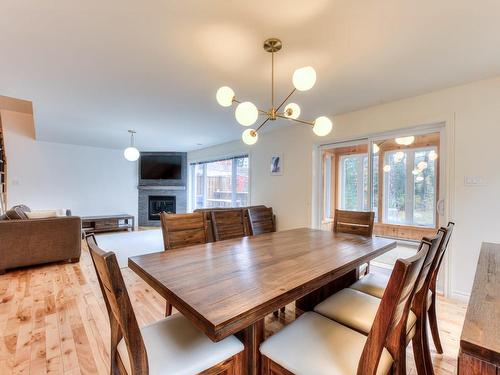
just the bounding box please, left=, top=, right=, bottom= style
left=128, top=227, right=396, bottom=374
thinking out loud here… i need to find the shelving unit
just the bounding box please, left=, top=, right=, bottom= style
left=0, top=114, right=7, bottom=214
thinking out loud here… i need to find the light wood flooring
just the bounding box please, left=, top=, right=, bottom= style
left=0, top=241, right=467, bottom=374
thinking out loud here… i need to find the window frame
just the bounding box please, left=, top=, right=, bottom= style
left=189, top=155, right=250, bottom=211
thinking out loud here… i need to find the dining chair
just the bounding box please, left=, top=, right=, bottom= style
left=160, top=211, right=208, bottom=251
left=427, top=222, right=454, bottom=354
left=350, top=222, right=455, bottom=356
left=247, top=206, right=276, bottom=235
left=333, top=209, right=375, bottom=276
left=211, top=209, right=248, bottom=241
left=247, top=206, right=286, bottom=317
left=85, top=234, right=244, bottom=375
left=160, top=211, right=209, bottom=316
left=314, top=230, right=446, bottom=375
left=333, top=209, right=375, bottom=236
left=260, top=238, right=431, bottom=375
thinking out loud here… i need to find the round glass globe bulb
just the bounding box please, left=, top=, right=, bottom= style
left=284, top=103, right=301, bottom=119
left=428, top=150, right=438, bottom=161
left=394, top=151, right=405, bottom=163
left=242, top=129, right=258, bottom=145
left=312, top=116, right=333, bottom=136
left=124, top=147, right=140, bottom=161
left=417, top=161, right=428, bottom=171
left=216, top=86, right=235, bottom=107
left=383, top=165, right=391, bottom=173
left=235, top=101, right=258, bottom=126
left=292, top=66, right=317, bottom=91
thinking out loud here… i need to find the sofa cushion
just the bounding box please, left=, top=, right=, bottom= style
left=25, top=210, right=59, bottom=219
left=5, top=205, right=31, bottom=220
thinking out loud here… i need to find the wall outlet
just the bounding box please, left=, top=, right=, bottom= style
left=464, top=176, right=486, bottom=186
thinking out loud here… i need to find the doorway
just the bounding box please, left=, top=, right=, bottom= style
left=319, top=126, right=446, bottom=273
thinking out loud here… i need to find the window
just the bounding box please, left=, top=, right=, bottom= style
left=382, top=147, right=437, bottom=227
left=190, top=155, right=249, bottom=210
left=339, top=154, right=369, bottom=211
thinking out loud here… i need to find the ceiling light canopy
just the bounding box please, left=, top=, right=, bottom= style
left=123, top=130, right=140, bottom=162
left=216, top=38, right=332, bottom=145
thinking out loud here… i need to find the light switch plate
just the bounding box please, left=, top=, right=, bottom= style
left=464, top=176, right=486, bottom=186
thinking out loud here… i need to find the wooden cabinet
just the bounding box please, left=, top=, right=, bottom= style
left=82, top=214, right=135, bottom=235
left=458, top=242, right=500, bottom=374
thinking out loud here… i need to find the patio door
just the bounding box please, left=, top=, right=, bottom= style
left=320, top=127, right=445, bottom=240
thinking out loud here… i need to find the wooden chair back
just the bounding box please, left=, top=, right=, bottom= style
left=160, top=212, right=208, bottom=250
left=211, top=209, right=248, bottom=241
left=411, top=231, right=446, bottom=312
left=333, top=209, right=375, bottom=236
left=247, top=206, right=276, bottom=235
left=430, top=222, right=455, bottom=290
left=357, top=238, right=432, bottom=375
left=85, top=234, right=148, bottom=374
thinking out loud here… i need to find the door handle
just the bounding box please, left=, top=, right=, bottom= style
left=436, top=199, right=445, bottom=216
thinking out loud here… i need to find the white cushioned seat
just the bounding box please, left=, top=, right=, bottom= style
left=350, top=273, right=433, bottom=308
left=350, top=273, right=389, bottom=298
left=314, top=288, right=417, bottom=338
left=117, top=313, right=244, bottom=375
left=260, top=312, right=393, bottom=375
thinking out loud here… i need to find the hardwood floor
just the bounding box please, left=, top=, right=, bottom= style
left=0, top=241, right=467, bottom=374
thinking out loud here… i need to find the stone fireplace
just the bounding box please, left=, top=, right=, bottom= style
left=138, top=152, right=187, bottom=226
left=148, top=195, right=176, bottom=221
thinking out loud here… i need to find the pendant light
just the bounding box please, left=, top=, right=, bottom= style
left=124, top=130, right=140, bottom=162
left=216, top=38, right=333, bottom=145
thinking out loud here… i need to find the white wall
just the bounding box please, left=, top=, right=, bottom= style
left=188, top=75, right=500, bottom=298
left=2, top=110, right=138, bottom=220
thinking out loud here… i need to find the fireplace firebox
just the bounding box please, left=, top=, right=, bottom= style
left=148, top=195, right=176, bottom=221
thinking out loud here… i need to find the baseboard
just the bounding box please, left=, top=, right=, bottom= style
left=450, top=290, right=471, bottom=302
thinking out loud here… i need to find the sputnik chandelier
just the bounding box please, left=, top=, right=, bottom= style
left=216, top=38, right=333, bottom=145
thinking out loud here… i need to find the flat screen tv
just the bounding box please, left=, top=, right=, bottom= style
left=140, top=154, right=182, bottom=180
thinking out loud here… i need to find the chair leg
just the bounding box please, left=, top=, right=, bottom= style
left=421, top=313, right=435, bottom=375
left=411, top=318, right=428, bottom=375
left=393, top=348, right=407, bottom=375
left=428, top=292, right=444, bottom=354
left=165, top=301, right=173, bottom=317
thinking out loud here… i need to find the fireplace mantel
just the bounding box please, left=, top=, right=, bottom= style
left=138, top=185, right=186, bottom=191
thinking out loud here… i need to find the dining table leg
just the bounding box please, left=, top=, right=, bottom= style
left=238, top=318, right=265, bottom=375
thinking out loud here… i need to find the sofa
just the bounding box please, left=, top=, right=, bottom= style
left=0, top=205, right=81, bottom=274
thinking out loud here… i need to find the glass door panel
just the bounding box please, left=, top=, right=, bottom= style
left=321, top=141, right=369, bottom=230
left=371, top=131, right=441, bottom=240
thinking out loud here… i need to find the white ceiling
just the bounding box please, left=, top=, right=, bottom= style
left=1, top=0, right=500, bottom=151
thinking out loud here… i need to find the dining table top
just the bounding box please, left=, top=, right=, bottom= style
left=128, top=227, right=397, bottom=341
